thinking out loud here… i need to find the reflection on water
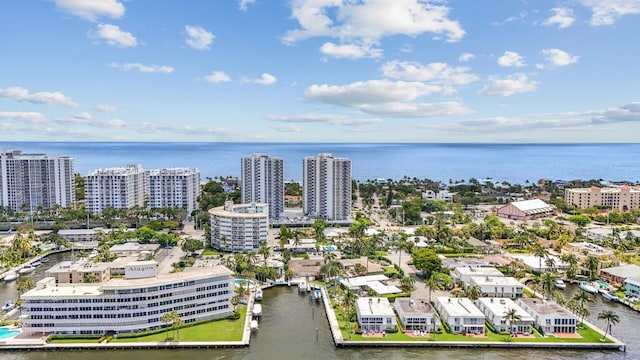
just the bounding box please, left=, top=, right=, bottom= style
left=0, top=256, right=637, bottom=360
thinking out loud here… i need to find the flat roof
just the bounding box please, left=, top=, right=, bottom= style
left=454, top=267, right=504, bottom=277
left=341, top=274, right=388, bottom=287
left=509, top=254, right=565, bottom=269
left=518, top=298, right=574, bottom=317
left=470, top=276, right=522, bottom=286
left=367, top=281, right=402, bottom=295
left=476, top=298, right=534, bottom=322
left=104, top=266, right=233, bottom=289
left=395, top=298, right=435, bottom=316
left=436, top=297, right=484, bottom=318
left=357, top=297, right=394, bottom=316
left=601, top=264, right=640, bottom=279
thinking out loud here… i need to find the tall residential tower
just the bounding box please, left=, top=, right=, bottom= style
left=303, top=153, right=351, bottom=221
left=241, top=153, right=284, bottom=219
left=147, top=168, right=200, bottom=214
left=0, top=149, right=75, bottom=212
left=85, top=164, right=147, bottom=213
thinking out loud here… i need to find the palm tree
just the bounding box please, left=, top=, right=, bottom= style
left=399, top=275, right=415, bottom=292
left=258, top=242, right=271, bottom=266
left=531, top=242, right=550, bottom=272
left=560, top=253, right=579, bottom=279
left=502, top=307, right=522, bottom=334
left=597, top=310, right=620, bottom=341
left=84, top=272, right=97, bottom=283
left=584, top=256, right=600, bottom=280
left=463, top=284, right=482, bottom=301
left=571, top=291, right=595, bottom=326
left=426, top=272, right=451, bottom=304
left=343, top=289, right=357, bottom=340
left=16, top=278, right=35, bottom=295
left=160, top=310, right=183, bottom=341
left=539, top=272, right=557, bottom=299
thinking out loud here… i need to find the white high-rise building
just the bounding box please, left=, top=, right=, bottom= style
left=241, top=153, right=284, bottom=219
left=85, top=164, right=147, bottom=214
left=0, top=148, right=75, bottom=212
left=303, top=153, right=351, bottom=221
left=209, top=201, right=269, bottom=253
left=147, top=168, right=200, bottom=215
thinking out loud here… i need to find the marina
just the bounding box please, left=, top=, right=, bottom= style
left=579, top=281, right=598, bottom=294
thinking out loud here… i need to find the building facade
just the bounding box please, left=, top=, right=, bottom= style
left=241, top=153, right=284, bottom=219
left=475, top=297, right=534, bottom=333
left=85, top=164, right=147, bottom=213
left=147, top=168, right=200, bottom=215
left=469, top=276, right=524, bottom=298
left=21, top=266, right=234, bottom=335
left=565, top=186, right=640, bottom=211
left=209, top=201, right=269, bottom=253
left=517, top=298, right=576, bottom=335
left=434, top=297, right=485, bottom=334
left=355, top=297, right=397, bottom=333
left=0, top=148, right=74, bottom=212
left=393, top=298, right=438, bottom=332
left=496, top=199, right=555, bottom=220
left=303, top=153, right=351, bottom=221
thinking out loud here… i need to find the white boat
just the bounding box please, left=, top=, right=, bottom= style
left=602, top=290, right=620, bottom=302
left=579, top=281, right=598, bottom=294
left=18, top=265, right=36, bottom=275
left=31, top=261, right=42, bottom=267
left=555, top=279, right=566, bottom=290
left=255, top=289, right=263, bottom=301
left=298, top=280, right=308, bottom=293
left=250, top=319, right=259, bottom=331
left=3, top=271, right=18, bottom=282
left=252, top=304, right=262, bottom=317
left=40, top=257, right=49, bottom=263
left=2, top=300, right=14, bottom=311
left=312, top=289, right=322, bottom=301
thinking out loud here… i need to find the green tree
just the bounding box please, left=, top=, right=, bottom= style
left=463, top=284, right=482, bottom=301
left=160, top=310, right=183, bottom=341
left=584, top=256, right=601, bottom=280
left=343, top=289, right=357, bottom=340
left=597, top=310, right=620, bottom=341
left=411, top=248, right=442, bottom=279
left=425, top=272, right=450, bottom=304
left=502, top=307, right=522, bottom=334
left=182, top=238, right=204, bottom=255
left=258, top=242, right=271, bottom=266
left=16, top=278, right=35, bottom=295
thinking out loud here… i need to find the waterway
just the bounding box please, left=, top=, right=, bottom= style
left=1, top=255, right=637, bottom=359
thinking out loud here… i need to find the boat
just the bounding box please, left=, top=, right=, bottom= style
left=312, top=289, right=322, bottom=301
left=298, top=280, right=308, bottom=293
left=1, top=300, right=14, bottom=311
left=554, top=279, right=566, bottom=290
left=602, top=290, right=620, bottom=302
left=252, top=304, right=262, bottom=318
left=255, top=288, right=263, bottom=301
left=579, top=281, right=598, bottom=294
left=18, top=265, right=36, bottom=275
left=3, top=271, right=18, bottom=282
left=31, top=261, right=42, bottom=267
left=40, top=257, right=49, bottom=263
left=250, top=319, right=259, bottom=331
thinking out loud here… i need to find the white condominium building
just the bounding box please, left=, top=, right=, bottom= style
left=241, top=153, right=284, bottom=219
left=147, top=168, right=200, bottom=214
left=565, top=186, right=640, bottom=211
left=85, top=164, right=147, bottom=213
left=210, top=201, right=269, bottom=253
left=0, top=148, right=74, bottom=212
left=303, top=153, right=351, bottom=221
left=20, top=265, right=234, bottom=335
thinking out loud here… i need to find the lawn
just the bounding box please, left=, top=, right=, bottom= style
left=112, top=306, right=247, bottom=343
left=49, top=338, right=101, bottom=344
left=201, top=249, right=221, bottom=256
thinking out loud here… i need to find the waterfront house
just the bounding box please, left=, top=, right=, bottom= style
left=624, top=278, right=640, bottom=297
left=469, top=276, right=523, bottom=298
left=434, top=297, right=485, bottom=334
left=356, top=297, right=397, bottom=333
left=288, top=259, right=322, bottom=279
left=600, top=264, right=640, bottom=285
left=58, top=229, right=99, bottom=246
left=517, top=298, right=576, bottom=335
left=475, top=298, right=534, bottom=333
left=21, top=265, right=233, bottom=335
left=452, top=266, right=504, bottom=286
left=394, top=298, right=438, bottom=332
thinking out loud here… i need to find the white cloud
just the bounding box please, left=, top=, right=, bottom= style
left=380, top=60, right=478, bottom=87
left=478, top=73, right=538, bottom=96
left=265, top=113, right=382, bottom=126
left=271, top=125, right=302, bottom=132
left=497, top=51, right=526, bottom=67
left=254, top=73, right=277, bottom=85
left=320, top=42, right=382, bottom=59
left=399, top=44, right=413, bottom=53
left=0, top=111, right=46, bottom=123
left=238, top=0, right=256, bottom=11
left=458, top=52, right=475, bottom=62
left=184, top=25, right=215, bottom=50
left=203, top=71, right=231, bottom=83
left=55, top=116, right=127, bottom=128
left=55, top=0, right=125, bottom=21
left=358, top=102, right=472, bottom=117
left=543, top=7, right=576, bottom=29
left=111, top=62, right=174, bottom=74
left=305, top=79, right=444, bottom=107
left=580, top=0, right=640, bottom=26
left=283, top=0, right=465, bottom=45
left=90, top=24, right=137, bottom=47
left=492, top=11, right=528, bottom=25
left=95, top=104, right=121, bottom=112
left=74, top=112, right=92, bottom=120
left=541, top=48, right=580, bottom=67
left=0, top=86, right=78, bottom=108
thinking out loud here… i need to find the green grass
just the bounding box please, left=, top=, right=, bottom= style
left=201, top=249, right=221, bottom=256
left=523, top=288, right=537, bottom=298
left=49, top=338, right=101, bottom=344
left=112, top=306, right=247, bottom=343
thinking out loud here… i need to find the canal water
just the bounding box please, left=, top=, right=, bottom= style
left=1, top=254, right=638, bottom=359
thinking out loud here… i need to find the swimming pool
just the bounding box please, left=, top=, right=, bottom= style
left=324, top=245, right=337, bottom=251
left=0, top=327, right=20, bottom=339
left=597, top=281, right=609, bottom=288
left=233, top=279, right=255, bottom=289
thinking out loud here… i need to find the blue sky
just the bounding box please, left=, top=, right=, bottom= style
left=1, top=0, right=640, bottom=142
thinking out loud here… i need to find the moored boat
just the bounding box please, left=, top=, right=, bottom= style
left=255, top=288, right=263, bottom=301
left=18, top=265, right=36, bottom=275
left=250, top=319, right=259, bottom=331
left=252, top=304, right=262, bottom=318
left=1, top=300, right=14, bottom=311
left=555, top=279, right=566, bottom=290
left=313, top=289, right=322, bottom=301
left=31, top=261, right=42, bottom=267
left=579, top=281, right=598, bottom=294
left=602, top=290, right=620, bottom=302
left=3, top=271, right=18, bottom=282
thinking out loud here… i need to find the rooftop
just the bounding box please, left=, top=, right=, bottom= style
left=509, top=199, right=555, bottom=214
left=470, top=276, right=522, bottom=287
left=436, top=297, right=484, bottom=318
left=601, top=264, right=640, bottom=280
left=518, top=298, right=574, bottom=317
left=395, top=298, right=435, bottom=315
left=454, top=266, right=504, bottom=277
left=476, top=297, right=534, bottom=321
left=356, top=297, right=395, bottom=316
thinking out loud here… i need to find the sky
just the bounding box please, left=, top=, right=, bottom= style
left=1, top=0, right=640, bottom=143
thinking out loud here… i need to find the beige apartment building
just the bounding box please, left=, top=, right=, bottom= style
left=564, top=186, right=640, bottom=211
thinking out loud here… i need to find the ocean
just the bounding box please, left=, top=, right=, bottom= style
left=2, top=142, right=639, bottom=184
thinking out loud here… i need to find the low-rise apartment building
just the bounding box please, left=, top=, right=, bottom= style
left=434, top=297, right=485, bottom=334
